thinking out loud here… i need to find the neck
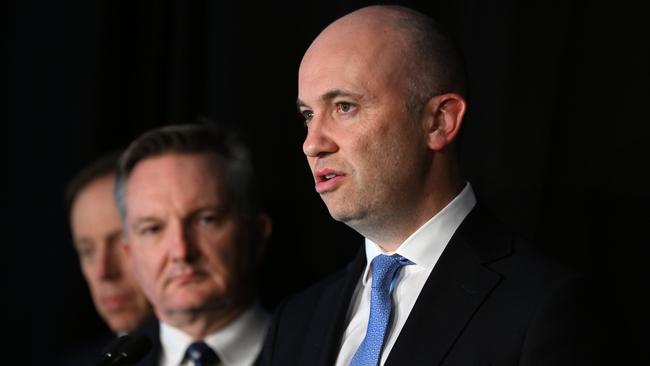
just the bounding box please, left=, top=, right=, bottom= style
left=361, top=161, right=463, bottom=252
left=158, top=299, right=251, bottom=340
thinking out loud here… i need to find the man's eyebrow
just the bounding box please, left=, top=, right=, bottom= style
left=296, top=89, right=363, bottom=109
left=130, top=216, right=159, bottom=229
left=73, top=237, right=91, bottom=249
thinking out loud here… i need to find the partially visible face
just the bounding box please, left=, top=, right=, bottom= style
left=70, top=174, right=152, bottom=333
left=124, top=153, right=259, bottom=324
left=298, top=13, right=432, bottom=233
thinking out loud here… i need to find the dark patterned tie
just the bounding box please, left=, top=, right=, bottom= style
left=184, top=341, right=220, bottom=366
left=349, top=254, right=413, bottom=366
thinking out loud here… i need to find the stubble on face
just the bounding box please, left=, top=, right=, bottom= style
left=299, top=10, right=431, bottom=244
left=125, top=153, right=254, bottom=333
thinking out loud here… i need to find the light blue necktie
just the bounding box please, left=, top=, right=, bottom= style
left=350, top=254, right=413, bottom=366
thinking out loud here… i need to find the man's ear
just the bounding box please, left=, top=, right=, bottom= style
left=423, top=93, right=467, bottom=151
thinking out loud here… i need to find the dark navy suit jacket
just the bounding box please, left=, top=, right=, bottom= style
left=58, top=317, right=161, bottom=366
left=259, top=206, right=604, bottom=366
left=58, top=330, right=114, bottom=366
left=131, top=317, right=162, bottom=366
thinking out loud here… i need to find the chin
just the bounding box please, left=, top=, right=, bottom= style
left=171, top=294, right=209, bottom=308
left=166, top=292, right=229, bottom=313
left=108, top=320, right=137, bottom=334
left=331, top=210, right=352, bottom=222
left=162, top=292, right=203, bottom=310
left=327, top=204, right=363, bottom=224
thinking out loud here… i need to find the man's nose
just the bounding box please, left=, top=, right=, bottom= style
left=303, top=116, right=338, bottom=158
left=97, top=244, right=121, bottom=280
left=166, top=221, right=198, bottom=263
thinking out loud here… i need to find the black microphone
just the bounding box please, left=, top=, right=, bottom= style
left=94, top=334, right=152, bottom=366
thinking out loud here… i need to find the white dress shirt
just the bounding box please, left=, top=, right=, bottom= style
left=159, top=303, right=270, bottom=366
left=335, top=183, right=476, bottom=366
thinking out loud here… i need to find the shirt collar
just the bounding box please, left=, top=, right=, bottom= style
left=160, top=303, right=270, bottom=366
left=160, top=321, right=193, bottom=366
left=362, top=182, right=477, bottom=286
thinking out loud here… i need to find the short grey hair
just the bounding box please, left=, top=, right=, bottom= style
left=114, top=122, right=259, bottom=225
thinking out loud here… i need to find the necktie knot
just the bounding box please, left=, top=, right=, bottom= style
left=184, top=341, right=220, bottom=366
left=370, top=254, right=412, bottom=289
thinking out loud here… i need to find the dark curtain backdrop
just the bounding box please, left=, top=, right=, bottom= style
left=5, top=0, right=648, bottom=363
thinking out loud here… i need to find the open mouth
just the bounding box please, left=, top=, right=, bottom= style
left=320, top=173, right=338, bottom=182
left=315, top=169, right=345, bottom=193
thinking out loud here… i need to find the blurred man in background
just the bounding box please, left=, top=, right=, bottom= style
left=62, top=151, right=153, bottom=364
left=117, top=123, right=272, bottom=366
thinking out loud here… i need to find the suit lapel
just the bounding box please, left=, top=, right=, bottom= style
left=386, top=206, right=512, bottom=366
left=133, top=317, right=161, bottom=366
left=297, top=248, right=366, bottom=366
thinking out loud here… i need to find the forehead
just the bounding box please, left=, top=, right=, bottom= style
left=71, top=174, right=121, bottom=235
left=298, top=21, right=407, bottom=103
left=73, top=174, right=115, bottom=209
left=125, top=152, right=227, bottom=212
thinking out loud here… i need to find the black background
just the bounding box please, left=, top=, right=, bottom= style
left=5, top=0, right=648, bottom=363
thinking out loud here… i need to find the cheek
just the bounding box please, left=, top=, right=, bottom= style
left=352, top=135, right=390, bottom=172
left=206, top=243, right=238, bottom=280
left=81, top=261, right=101, bottom=286
left=344, top=130, right=372, bottom=165
left=131, top=250, right=159, bottom=288
left=84, top=273, right=101, bottom=295
left=381, top=122, right=422, bottom=160
left=355, top=115, right=395, bottom=154
left=122, top=264, right=141, bottom=287
left=306, top=157, right=317, bottom=171
left=80, top=261, right=93, bottom=278
left=203, top=233, right=248, bottom=286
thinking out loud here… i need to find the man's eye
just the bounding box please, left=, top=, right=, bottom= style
left=78, top=247, right=94, bottom=259
left=300, top=110, right=314, bottom=125
left=139, top=225, right=161, bottom=236
left=199, top=215, right=218, bottom=225
left=336, top=102, right=354, bottom=113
